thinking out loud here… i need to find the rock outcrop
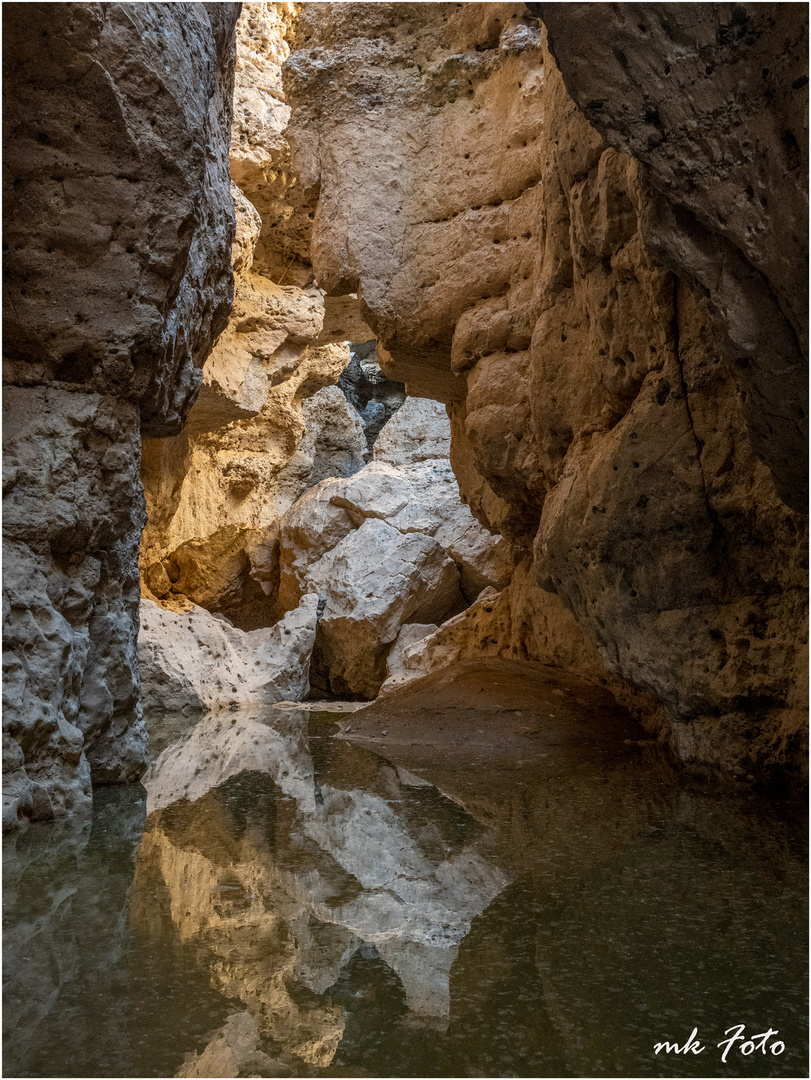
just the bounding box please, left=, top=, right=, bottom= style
left=3, top=3, right=241, bottom=829
left=283, top=2, right=808, bottom=779
left=339, top=339, right=407, bottom=448
left=277, top=398, right=514, bottom=698
left=139, top=2, right=376, bottom=633
left=535, top=2, right=809, bottom=512
left=138, top=595, right=319, bottom=714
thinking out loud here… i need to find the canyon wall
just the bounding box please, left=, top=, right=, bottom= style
left=2, top=3, right=241, bottom=829
left=283, top=2, right=808, bottom=780
left=139, top=2, right=375, bottom=634
left=138, top=3, right=511, bottom=708
left=535, top=2, right=808, bottom=513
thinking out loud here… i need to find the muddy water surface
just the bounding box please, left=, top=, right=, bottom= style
left=4, top=673, right=807, bottom=1078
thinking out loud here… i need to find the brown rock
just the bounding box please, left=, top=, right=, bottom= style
left=536, top=2, right=808, bottom=510
left=283, top=3, right=808, bottom=779
left=139, top=3, right=374, bottom=635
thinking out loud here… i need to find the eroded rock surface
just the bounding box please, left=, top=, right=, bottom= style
left=535, top=1, right=809, bottom=511
left=138, top=595, right=319, bottom=714
left=139, top=2, right=376, bottom=633
left=277, top=398, right=514, bottom=698
left=339, top=340, right=407, bottom=448
left=283, top=2, right=808, bottom=779
left=3, top=3, right=240, bottom=829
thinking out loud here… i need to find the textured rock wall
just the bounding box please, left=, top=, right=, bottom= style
left=139, top=1, right=376, bottom=633
left=277, top=398, right=514, bottom=698
left=138, top=594, right=319, bottom=713
left=2, top=3, right=241, bottom=829
left=283, top=2, right=807, bottom=780
left=535, top=2, right=808, bottom=512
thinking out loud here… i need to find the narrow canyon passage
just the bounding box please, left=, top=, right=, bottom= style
left=2, top=2, right=808, bottom=1078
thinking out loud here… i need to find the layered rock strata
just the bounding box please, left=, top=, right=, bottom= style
left=283, top=2, right=808, bottom=779
left=3, top=3, right=240, bottom=829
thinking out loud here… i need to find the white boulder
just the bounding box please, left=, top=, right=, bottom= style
left=138, top=594, right=319, bottom=713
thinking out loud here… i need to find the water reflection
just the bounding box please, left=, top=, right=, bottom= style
left=134, top=708, right=510, bottom=1071
left=3, top=703, right=807, bottom=1078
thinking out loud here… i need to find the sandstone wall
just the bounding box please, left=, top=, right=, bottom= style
left=283, top=2, right=808, bottom=780
left=2, top=3, right=241, bottom=829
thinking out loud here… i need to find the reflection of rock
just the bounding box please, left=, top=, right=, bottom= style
left=176, top=1011, right=287, bottom=1078
left=135, top=706, right=510, bottom=1056
left=142, top=709, right=316, bottom=815
left=138, top=595, right=318, bottom=714
left=2, top=787, right=235, bottom=1080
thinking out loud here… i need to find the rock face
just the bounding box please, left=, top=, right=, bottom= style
left=283, top=3, right=808, bottom=779
left=277, top=398, right=514, bottom=698
left=2, top=3, right=241, bottom=829
left=139, top=2, right=376, bottom=633
left=339, top=340, right=407, bottom=448
left=535, top=2, right=809, bottom=512
left=138, top=595, right=319, bottom=714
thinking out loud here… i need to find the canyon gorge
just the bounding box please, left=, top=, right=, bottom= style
left=4, top=1, right=807, bottom=829
left=3, top=3, right=808, bottom=1077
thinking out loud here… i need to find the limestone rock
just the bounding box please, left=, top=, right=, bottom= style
left=3, top=389, right=145, bottom=824
left=386, top=624, right=439, bottom=682
left=139, top=3, right=375, bottom=636
left=536, top=2, right=808, bottom=510
left=338, top=340, right=406, bottom=448
left=138, top=595, right=319, bottom=714
left=230, top=0, right=313, bottom=286
left=308, top=518, right=464, bottom=698
left=276, top=397, right=515, bottom=696
left=276, top=481, right=357, bottom=614
left=284, top=4, right=808, bottom=779
left=288, top=385, right=368, bottom=488
left=372, top=395, right=452, bottom=467
left=2, top=3, right=240, bottom=829
left=4, top=3, right=239, bottom=436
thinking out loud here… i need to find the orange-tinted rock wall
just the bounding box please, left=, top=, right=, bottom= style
left=283, top=2, right=808, bottom=780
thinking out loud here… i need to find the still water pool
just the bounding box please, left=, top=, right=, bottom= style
left=3, top=704, right=807, bottom=1078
